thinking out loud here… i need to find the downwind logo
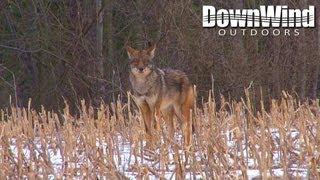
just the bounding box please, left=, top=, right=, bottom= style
left=203, top=6, right=315, bottom=36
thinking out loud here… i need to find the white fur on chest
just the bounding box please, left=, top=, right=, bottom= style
left=131, top=77, right=149, bottom=95
left=134, top=94, right=158, bottom=108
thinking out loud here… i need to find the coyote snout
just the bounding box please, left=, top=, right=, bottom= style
left=125, top=42, right=195, bottom=148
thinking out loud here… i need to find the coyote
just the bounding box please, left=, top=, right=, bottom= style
left=125, top=42, right=195, bottom=147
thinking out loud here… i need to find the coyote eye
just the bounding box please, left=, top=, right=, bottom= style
left=130, top=60, right=138, bottom=65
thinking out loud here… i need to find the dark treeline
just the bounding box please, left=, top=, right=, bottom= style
left=0, top=0, right=319, bottom=112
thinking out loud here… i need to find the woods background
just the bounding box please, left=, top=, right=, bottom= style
left=0, top=0, right=319, bottom=112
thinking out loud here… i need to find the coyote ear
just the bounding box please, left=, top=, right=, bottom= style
left=125, top=44, right=138, bottom=60
left=145, top=43, right=156, bottom=59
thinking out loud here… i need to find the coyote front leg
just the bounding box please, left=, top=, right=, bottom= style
left=138, top=101, right=153, bottom=140
left=162, top=107, right=175, bottom=139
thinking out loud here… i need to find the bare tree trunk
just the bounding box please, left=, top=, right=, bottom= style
left=298, top=0, right=308, bottom=100
left=270, top=0, right=287, bottom=98
left=94, top=0, right=106, bottom=105
left=105, top=0, right=116, bottom=102
left=272, top=41, right=282, bottom=98
left=310, top=66, right=319, bottom=100
left=106, top=0, right=113, bottom=66
left=232, top=0, right=248, bottom=90
left=310, top=4, right=320, bottom=100
left=96, top=0, right=104, bottom=70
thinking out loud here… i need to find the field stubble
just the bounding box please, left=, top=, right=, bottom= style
left=0, top=91, right=320, bottom=179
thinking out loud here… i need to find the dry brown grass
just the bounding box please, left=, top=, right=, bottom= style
left=0, top=91, right=320, bottom=179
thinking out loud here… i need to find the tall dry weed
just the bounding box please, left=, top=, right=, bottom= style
left=0, top=92, right=319, bottom=179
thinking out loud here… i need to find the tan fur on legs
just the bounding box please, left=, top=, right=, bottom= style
left=154, top=105, right=162, bottom=132
left=162, top=107, right=175, bottom=139
left=181, top=86, right=194, bottom=149
left=139, top=101, right=153, bottom=141
left=126, top=43, right=196, bottom=150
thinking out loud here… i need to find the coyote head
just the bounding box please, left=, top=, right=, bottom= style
left=125, top=43, right=156, bottom=77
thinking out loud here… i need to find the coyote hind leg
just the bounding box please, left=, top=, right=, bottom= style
left=181, top=104, right=192, bottom=149
left=173, top=104, right=191, bottom=148
left=181, top=86, right=194, bottom=149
